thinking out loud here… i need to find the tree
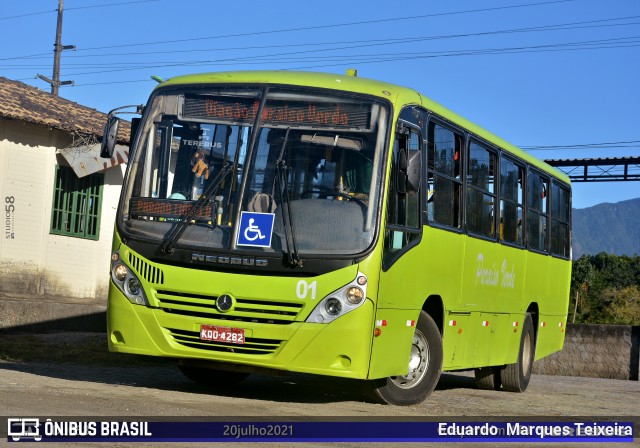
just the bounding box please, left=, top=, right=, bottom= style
left=570, top=256, right=594, bottom=323
left=570, top=254, right=640, bottom=324
left=601, top=286, right=640, bottom=325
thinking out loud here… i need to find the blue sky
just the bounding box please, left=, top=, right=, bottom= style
left=1, top=0, right=638, bottom=209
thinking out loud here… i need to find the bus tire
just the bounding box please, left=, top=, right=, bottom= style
left=500, top=313, right=535, bottom=392
left=475, top=367, right=501, bottom=390
left=367, top=310, right=442, bottom=406
left=178, top=365, right=249, bottom=387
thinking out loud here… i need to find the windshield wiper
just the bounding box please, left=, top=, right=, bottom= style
left=160, top=162, right=233, bottom=254
left=275, top=128, right=302, bottom=267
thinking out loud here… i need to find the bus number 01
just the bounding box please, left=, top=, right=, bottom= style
left=296, top=280, right=317, bottom=300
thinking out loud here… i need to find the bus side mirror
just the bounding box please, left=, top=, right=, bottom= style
left=100, top=115, right=120, bottom=158
left=398, top=148, right=421, bottom=194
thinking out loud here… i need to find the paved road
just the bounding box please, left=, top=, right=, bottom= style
left=0, top=333, right=638, bottom=446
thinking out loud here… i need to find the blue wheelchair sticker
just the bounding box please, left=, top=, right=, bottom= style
left=236, top=211, right=275, bottom=248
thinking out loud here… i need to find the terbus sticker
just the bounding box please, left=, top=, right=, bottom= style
left=236, top=211, right=275, bottom=248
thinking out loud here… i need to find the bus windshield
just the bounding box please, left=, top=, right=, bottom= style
left=119, top=87, right=389, bottom=258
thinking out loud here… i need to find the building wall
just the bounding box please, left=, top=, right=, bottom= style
left=0, top=118, right=123, bottom=317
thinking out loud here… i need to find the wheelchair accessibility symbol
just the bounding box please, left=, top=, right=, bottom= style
left=237, top=211, right=275, bottom=248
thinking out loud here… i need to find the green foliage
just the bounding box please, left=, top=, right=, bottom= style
left=569, top=253, right=640, bottom=325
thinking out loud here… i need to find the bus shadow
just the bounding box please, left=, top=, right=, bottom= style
left=0, top=357, right=479, bottom=406
left=436, top=372, right=478, bottom=391
left=0, top=330, right=478, bottom=405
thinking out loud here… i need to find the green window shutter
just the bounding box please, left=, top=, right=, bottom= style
left=50, top=165, right=104, bottom=240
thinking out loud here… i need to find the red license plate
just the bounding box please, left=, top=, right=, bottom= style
left=200, top=325, right=245, bottom=344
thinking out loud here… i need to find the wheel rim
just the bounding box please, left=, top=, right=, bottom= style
left=390, top=329, right=429, bottom=389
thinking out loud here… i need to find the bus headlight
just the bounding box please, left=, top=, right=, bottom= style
left=306, top=272, right=368, bottom=324
left=110, top=251, right=149, bottom=306
left=346, top=287, right=364, bottom=304
left=126, top=278, right=142, bottom=296
left=114, top=264, right=128, bottom=281
left=325, top=298, right=342, bottom=316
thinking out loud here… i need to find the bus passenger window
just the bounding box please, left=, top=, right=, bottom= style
left=550, top=182, right=570, bottom=257
left=383, top=123, right=422, bottom=267
left=499, top=156, right=524, bottom=245
left=427, top=122, right=462, bottom=228
left=526, top=171, right=549, bottom=252
left=466, top=141, right=496, bottom=238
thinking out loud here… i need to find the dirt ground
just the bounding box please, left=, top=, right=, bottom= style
left=1, top=332, right=638, bottom=447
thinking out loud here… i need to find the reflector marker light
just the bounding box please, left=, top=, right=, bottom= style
left=559, top=322, right=564, bottom=327
left=406, top=320, right=415, bottom=327
left=482, top=321, right=489, bottom=327
left=376, top=319, right=387, bottom=327
left=541, top=322, right=547, bottom=327
left=449, top=320, right=457, bottom=326
left=513, top=321, right=519, bottom=327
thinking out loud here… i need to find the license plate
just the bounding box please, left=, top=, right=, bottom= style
left=200, top=325, right=245, bottom=345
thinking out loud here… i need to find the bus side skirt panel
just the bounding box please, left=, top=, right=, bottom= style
left=367, top=308, right=421, bottom=379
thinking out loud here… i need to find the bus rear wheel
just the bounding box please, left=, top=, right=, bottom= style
left=475, top=367, right=501, bottom=390
left=500, top=313, right=535, bottom=392
left=178, top=365, right=249, bottom=388
left=367, top=311, right=442, bottom=406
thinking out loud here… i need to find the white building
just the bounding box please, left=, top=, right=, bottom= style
left=0, top=77, right=130, bottom=329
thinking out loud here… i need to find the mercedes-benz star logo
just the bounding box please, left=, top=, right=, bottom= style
left=216, top=294, right=234, bottom=312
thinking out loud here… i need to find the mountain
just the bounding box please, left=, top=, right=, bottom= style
left=572, top=198, right=640, bottom=258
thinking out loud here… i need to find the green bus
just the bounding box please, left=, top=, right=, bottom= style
left=101, top=70, right=571, bottom=405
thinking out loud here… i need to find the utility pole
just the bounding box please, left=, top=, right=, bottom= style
left=37, top=0, right=75, bottom=95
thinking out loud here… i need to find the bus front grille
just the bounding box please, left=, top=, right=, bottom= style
left=128, top=252, right=164, bottom=284
left=166, top=328, right=282, bottom=355
left=154, top=290, right=304, bottom=324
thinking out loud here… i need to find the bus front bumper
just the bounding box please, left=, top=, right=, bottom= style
left=107, top=282, right=375, bottom=380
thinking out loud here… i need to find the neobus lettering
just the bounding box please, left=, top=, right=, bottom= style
left=191, top=253, right=268, bottom=267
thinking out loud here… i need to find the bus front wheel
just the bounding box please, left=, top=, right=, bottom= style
left=500, top=313, right=535, bottom=392
left=367, top=310, right=443, bottom=406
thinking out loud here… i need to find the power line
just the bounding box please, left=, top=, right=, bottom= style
left=4, top=13, right=638, bottom=65
left=73, top=78, right=153, bottom=87
left=11, top=34, right=638, bottom=81
left=46, top=35, right=640, bottom=78
left=68, top=0, right=578, bottom=52
left=0, top=0, right=159, bottom=21
left=522, top=141, right=640, bottom=151
left=0, top=9, right=54, bottom=21
left=66, top=0, right=160, bottom=11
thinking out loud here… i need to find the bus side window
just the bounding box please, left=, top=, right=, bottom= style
left=467, top=140, right=497, bottom=238
left=550, top=182, right=570, bottom=258
left=383, top=123, right=422, bottom=268
left=526, top=170, right=549, bottom=252
left=427, top=122, right=462, bottom=228
left=499, top=155, right=524, bottom=246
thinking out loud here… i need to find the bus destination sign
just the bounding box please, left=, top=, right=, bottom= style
left=183, top=95, right=371, bottom=130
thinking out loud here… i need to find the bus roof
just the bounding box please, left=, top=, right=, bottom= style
left=159, top=70, right=570, bottom=184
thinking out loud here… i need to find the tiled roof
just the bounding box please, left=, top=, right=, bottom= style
left=0, top=77, right=130, bottom=144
